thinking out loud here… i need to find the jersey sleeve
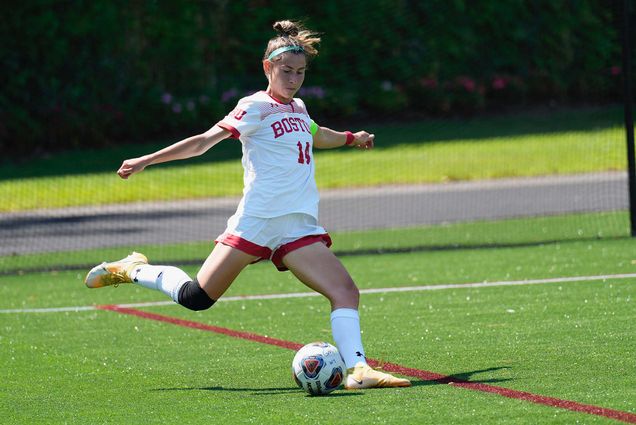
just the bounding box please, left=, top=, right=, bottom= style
left=216, top=99, right=261, bottom=139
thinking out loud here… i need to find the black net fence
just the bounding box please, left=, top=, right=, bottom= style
left=0, top=1, right=633, bottom=275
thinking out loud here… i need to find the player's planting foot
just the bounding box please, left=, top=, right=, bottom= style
left=344, top=362, right=411, bottom=389
left=84, top=252, right=148, bottom=288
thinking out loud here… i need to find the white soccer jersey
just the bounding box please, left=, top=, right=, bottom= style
left=217, top=91, right=319, bottom=219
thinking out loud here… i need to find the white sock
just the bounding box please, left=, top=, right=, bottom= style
left=130, top=265, right=191, bottom=303
left=330, top=308, right=367, bottom=369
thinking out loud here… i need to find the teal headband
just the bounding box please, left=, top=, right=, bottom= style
left=267, top=45, right=305, bottom=61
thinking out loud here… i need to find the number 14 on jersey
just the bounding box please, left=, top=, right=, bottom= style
left=297, top=141, right=311, bottom=165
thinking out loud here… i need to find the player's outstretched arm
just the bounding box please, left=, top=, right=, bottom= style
left=313, top=126, right=374, bottom=150
left=117, top=125, right=232, bottom=179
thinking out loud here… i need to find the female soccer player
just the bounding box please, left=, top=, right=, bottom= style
left=85, top=20, right=410, bottom=389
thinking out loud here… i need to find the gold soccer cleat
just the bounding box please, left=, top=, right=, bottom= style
left=344, top=362, right=411, bottom=389
left=84, top=252, right=148, bottom=288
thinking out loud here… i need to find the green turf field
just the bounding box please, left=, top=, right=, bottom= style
left=1, top=105, right=634, bottom=423
left=1, top=214, right=635, bottom=424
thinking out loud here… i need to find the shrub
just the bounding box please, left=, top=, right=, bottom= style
left=0, top=0, right=627, bottom=158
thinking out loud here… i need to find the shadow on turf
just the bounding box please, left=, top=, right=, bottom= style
left=333, top=235, right=629, bottom=259
left=410, top=366, right=513, bottom=387
left=152, top=386, right=362, bottom=397
left=153, top=367, right=510, bottom=395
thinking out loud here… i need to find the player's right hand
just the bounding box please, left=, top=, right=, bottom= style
left=352, top=131, right=375, bottom=150
left=117, top=157, right=148, bottom=179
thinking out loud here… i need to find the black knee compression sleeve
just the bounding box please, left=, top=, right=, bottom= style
left=177, top=280, right=216, bottom=311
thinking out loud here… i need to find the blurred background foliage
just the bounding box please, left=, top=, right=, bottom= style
left=0, top=0, right=627, bottom=158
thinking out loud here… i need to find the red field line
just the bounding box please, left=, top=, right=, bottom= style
left=97, top=304, right=636, bottom=424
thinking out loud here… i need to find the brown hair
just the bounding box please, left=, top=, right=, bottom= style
left=264, top=20, right=321, bottom=61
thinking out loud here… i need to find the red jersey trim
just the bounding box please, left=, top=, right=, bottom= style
left=216, top=234, right=272, bottom=260
left=271, top=234, right=333, bottom=271
left=217, top=122, right=240, bottom=139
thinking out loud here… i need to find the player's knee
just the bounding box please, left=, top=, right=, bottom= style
left=177, top=280, right=216, bottom=311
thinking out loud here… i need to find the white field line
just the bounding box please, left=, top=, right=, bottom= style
left=2, top=272, right=635, bottom=314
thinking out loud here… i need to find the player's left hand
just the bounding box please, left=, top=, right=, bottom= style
left=351, top=131, right=374, bottom=149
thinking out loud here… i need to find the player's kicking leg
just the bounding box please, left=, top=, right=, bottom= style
left=84, top=245, right=258, bottom=311
left=281, top=241, right=411, bottom=389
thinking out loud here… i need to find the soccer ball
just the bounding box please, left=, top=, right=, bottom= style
left=292, top=342, right=346, bottom=395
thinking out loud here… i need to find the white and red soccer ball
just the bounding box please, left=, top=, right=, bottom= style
left=292, top=342, right=346, bottom=395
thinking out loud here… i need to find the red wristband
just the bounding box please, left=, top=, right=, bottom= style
left=345, top=131, right=355, bottom=146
